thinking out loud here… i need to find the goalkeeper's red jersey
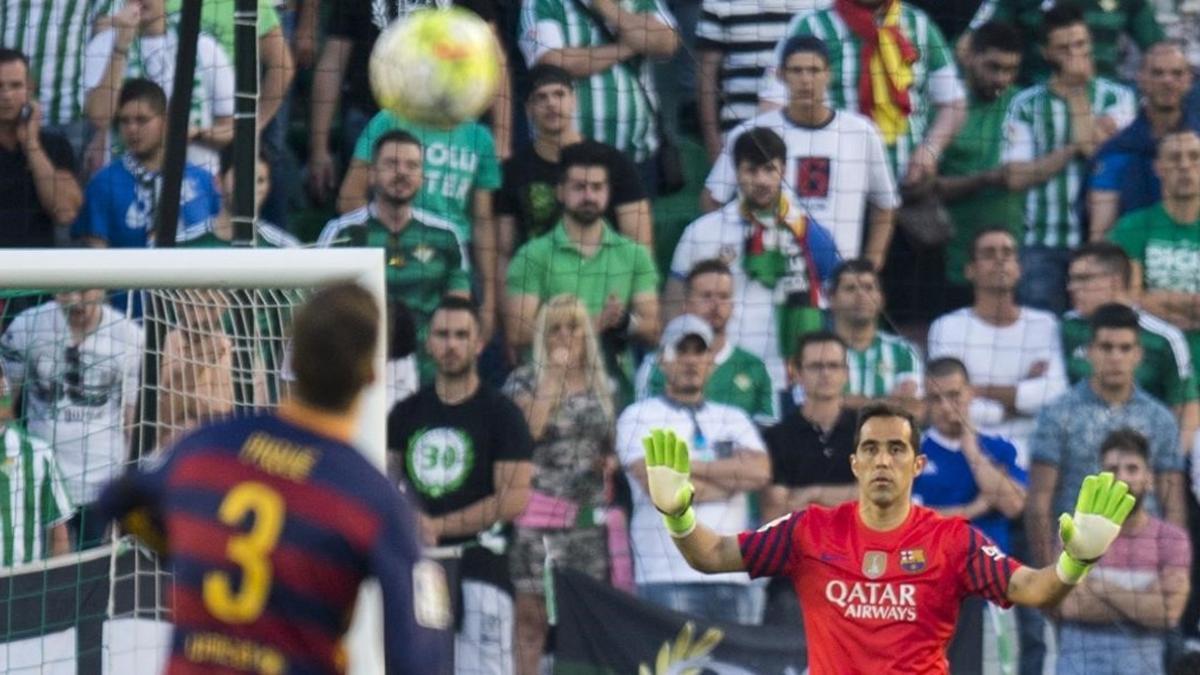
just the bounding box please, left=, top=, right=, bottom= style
left=738, top=501, right=1022, bottom=674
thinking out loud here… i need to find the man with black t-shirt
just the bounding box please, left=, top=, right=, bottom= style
left=760, top=330, right=858, bottom=626
left=388, top=296, right=533, bottom=675
left=497, top=64, right=651, bottom=251
left=307, top=0, right=512, bottom=203
left=0, top=49, right=81, bottom=248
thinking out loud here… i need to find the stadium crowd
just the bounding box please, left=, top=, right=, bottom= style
left=4, top=0, right=1200, bottom=672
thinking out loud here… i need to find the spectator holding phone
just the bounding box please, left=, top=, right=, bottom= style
left=0, top=48, right=82, bottom=248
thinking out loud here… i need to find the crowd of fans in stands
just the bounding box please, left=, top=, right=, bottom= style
left=4, top=0, right=1200, bottom=672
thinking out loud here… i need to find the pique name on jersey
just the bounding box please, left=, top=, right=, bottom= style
left=825, top=580, right=918, bottom=622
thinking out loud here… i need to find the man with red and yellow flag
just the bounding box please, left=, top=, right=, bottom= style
left=760, top=0, right=966, bottom=188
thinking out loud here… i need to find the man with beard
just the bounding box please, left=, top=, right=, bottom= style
left=388, top=296, right=533, bottom=675
left=319, top=130, right=471, bottom=384
left=934, top=21, right=1024, bottom=310
left=636, top=259, right=775, bottom=424
left=1088, top=42, right=1198, bottom=237
left=1055, top=429, right=1190, bottom=675
left=505, top=140, right=660, bottom=399
left=616, top=313, right=770, bottom=623
left=667, top=127, right=841, bottom=395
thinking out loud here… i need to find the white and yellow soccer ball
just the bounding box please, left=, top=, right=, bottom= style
left=369, top=7, right=501, bottom=128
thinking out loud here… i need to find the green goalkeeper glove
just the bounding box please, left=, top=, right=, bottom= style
left=642, top=429, right=697, bottom=538
left=1056, top=471, right=1137, bottom=585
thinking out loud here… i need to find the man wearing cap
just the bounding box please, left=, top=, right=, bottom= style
left=615, top=313, right=771, bottom=624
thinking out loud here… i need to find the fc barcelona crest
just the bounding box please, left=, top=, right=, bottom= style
left=862, top=551, right=887, bottom=579
left=900, top=549, right=926, bottom=573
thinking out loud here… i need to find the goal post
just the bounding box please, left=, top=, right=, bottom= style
left=0, top=247, right=389, bottom=675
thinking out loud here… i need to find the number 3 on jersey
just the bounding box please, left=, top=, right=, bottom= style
left=202, top=482, right=286, bottom=623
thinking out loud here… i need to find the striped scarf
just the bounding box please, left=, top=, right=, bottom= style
left=837, top=0, right=917, bottom=145
left=740, top=199, right=824, bottom=359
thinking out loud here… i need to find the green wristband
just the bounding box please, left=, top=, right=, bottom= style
left=1055, top=551, right=1092, bottom=585
left=664, top=507, right=696, bottom=539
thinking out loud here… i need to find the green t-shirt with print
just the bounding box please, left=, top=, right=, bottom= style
left=353, top=110, right=502, bottom=244
left=1109, top=203, right=1200, bottom=378
left=320, top=206, right=472, bottom=382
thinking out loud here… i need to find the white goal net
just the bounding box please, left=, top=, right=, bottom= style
left=0, top=249, right=387, bottom=675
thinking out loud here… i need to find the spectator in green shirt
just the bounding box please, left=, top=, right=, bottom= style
left=506, top=141, right=661, bottom=400
left=934, top=20, right=1024, bottom=307
left=827, top=258, right=925, bottom=418
left=635, top=259, right=775, bottom=424
left=1062, top=241, right=1199, bottom=447
left=318, top=130, right=471, bottom=383
left=1109, top=130, right=1200, bottom=381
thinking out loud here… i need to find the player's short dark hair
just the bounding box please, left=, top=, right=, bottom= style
left=829, top=258, right=879, bottom=293
left=1099, top=427, right=1150, bottom=464
left=685, top=259, right=732, bottom=289
left=432, top=294, right=481, bottom=327
left=778, top=35, right=830, bottom=69
left=118, top=78, right=168, bottom=117
left=733, top=127, right=787, bottom=168
left=855, top=401, right=923, bottom=455
left=218, top=144, right=276, bottom=177
left=525, top=63, right=574, bottom=101
left=968, top=225, right=1017, bottom=261
left=558, top=140, right=611, bottom=184
left=970, top=21, right=1022, bottom=55
left=372, top=129, right=422, bottom=161
left=926, top=356, right=971, bottom=383
left=1069, top=242, right=1132, bottom=288
left=1042, top=3, right=1086, bottom=44
left=1089, top=303, right=1140, bottom=340
left=791, top=330, right=847, bottom=367
left=291, top=282, right=380, bottom=412
left=0, top=48, right=29, bottom=75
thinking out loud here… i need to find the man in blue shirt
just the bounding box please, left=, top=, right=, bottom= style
left=1087, top=43, right=1198, bottom=238
left=73, top=78, right=218, bottom=248
left=915, top=356, right=1027, bottom=553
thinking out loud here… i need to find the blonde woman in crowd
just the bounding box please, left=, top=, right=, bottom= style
left=502, top=293, right=617, bottom=675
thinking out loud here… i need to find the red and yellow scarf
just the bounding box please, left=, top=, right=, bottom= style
left=836, top=0, right=918, bottom=144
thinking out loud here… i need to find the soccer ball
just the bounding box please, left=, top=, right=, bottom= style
left=369, top=7, right=501, bottom=128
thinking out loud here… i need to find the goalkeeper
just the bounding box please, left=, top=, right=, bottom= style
left=643, top=402, right=1135, bottom=674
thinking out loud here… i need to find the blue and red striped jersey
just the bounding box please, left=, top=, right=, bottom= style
left=738, top=502, right=1022, bottom=674
left=98, top=412, right=449, bottom=675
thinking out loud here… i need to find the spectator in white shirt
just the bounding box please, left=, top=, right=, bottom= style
left=701, top=35, right=899, bottom=267
left=617, top=313, right=770, bottom=624
left=927, top=225, right=1068, bottom=466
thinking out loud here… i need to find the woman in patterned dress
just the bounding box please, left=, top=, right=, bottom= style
left=502, top=293, right=615, bottom=675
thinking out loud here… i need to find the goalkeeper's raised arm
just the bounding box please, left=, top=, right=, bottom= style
left=643, top=402, right=1137, bottom=673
